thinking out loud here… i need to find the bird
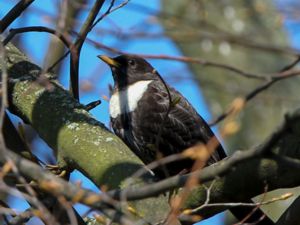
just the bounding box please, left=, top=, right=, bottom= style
left=98, top=54, right=274, bottom=225
left=98, top=54, right=226, bottom=178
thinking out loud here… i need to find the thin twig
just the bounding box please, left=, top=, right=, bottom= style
left=91, top=0, right=130, bottom=30
left=131, top=152, right=186, bottom=179
left=47, top=0, right=131, bottom=74
left=0, top=0, right=35, bottom=33
left=88, top=38, right=268, bottom=80
left=0, top=180, right=59, bottom=225
left=47, top=51, right=70, bottom=72
left=210, top=69, right=300, bottom=126
left=70, top=0, right=105, bottom=100
left=182, top=181, right=288, bottom=217
left=0, top=37, right=8, bottom=131
left=57, top=196, right=78, bottom=225
left=3, top=26, right=79, bottom=84
left=93, top=27, right=300, bottom=56
left=279, top=56, right=300, bottom=72
left=235, top=184, right=269, bottom=225
left=0, top=150, right=136, bottom=225
left=3, top=26, right=73, bottom=47
left=67, top=0, right=130, bottom=100
left=8, top=208, right=33, bottom=225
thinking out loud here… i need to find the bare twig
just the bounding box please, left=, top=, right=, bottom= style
left=131, top=152, right=186, bottom=179
left=91, top=0, right=130, bottom=30
left=3, top=26, right=79, bottom=82
left=3, top=26, right=73, bottom=47
left=47, top=51, right=70, bottom=72
left=88, top=38, right=268, bottom=80
left=57, top=196, right=78, bottom=225
left=234, top=184, right=269, bottom=225
left=70, top=0, right=105, bottom=100
left=48, top=0, right=131, bottom=87
left=279, top=56, right=300, bottom=72
left=67, top=0, right=130, bottom=100
left=0, top=150, right=136, bottom=225
left=94, top=28, right=300, bottom=56
left=179, top=192, right=291, bottom=225
left=0, top=180, right=59, bottom=225
left=8, top=208, right=33, bottom=225
left=0, top=38, right=8, bottom=131
left=0, top=0, right=35, bottom=33
left=210, top=69, right=300, bottom=126
left=42, top=0, right=69, bottom=73
left=187, top=184, right=292, bottom=215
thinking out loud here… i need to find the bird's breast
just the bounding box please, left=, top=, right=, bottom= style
left=109, top=80, right=153, bottom=118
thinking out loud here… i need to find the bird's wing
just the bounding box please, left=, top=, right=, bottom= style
left=131, top=82, right=226, bottom=164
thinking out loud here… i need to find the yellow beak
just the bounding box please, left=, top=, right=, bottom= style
left=97, top=55, right=120, bottom=68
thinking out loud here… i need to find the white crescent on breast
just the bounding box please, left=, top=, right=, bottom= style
left=109, top=80, right=153, bottom=119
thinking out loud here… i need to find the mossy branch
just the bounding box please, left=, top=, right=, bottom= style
left=5, top=43, right=143, bottom=189
left=3, top=43, right=170, bottom=223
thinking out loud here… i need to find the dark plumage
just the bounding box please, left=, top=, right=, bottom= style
left=98, top=54, right=226, bottom=177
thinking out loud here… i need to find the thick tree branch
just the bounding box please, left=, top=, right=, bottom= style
left=2, top=42, right=170, bottom=223
left=4, top=42, right=141, bottom=188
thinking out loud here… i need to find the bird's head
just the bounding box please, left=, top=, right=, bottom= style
left=98, top=54, right=159, bottom=89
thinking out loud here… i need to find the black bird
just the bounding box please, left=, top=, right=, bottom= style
left=98, top=54, right=274, bottom=225
left=98, top=54, right=226, bottom=177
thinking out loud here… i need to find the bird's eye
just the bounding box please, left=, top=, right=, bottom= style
left=128, top=59, right=136, bottom=67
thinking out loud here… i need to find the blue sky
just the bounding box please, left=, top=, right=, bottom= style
left=1, top=0, right=299, bottom=224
